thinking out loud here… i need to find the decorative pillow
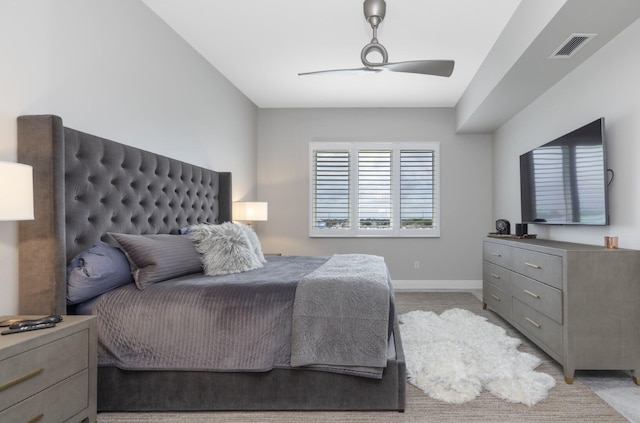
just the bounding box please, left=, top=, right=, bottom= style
left=188, top=222, right=264, bottom=276
left=107, top=233, right=202, bottom=290
left=66, top=241, right=134, bottom=304
left=184, top=222, right=266, bottom=263
left=234, top=223, right=267, bottom=264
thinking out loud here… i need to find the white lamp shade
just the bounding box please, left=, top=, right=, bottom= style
left=0, top=162, right=34, bottom=221
left=233, top=202, right=268, bottom=222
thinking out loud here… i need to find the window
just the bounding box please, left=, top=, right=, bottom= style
left=309, top=141, right=440, bottom=237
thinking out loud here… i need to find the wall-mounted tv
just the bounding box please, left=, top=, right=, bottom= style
left=520, top=117, right=609, bottom=226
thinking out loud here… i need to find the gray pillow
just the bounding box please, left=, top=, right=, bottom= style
left=66, top=241, right=134, bottom=304
left=107, top=233, right=202, bottom=290
left=188, top=222, right=263, bottom=276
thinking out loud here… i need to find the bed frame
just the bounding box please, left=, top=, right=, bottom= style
left=17, top=114, right=406, bottom=412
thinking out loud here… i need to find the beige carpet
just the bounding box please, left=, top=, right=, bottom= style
left=97, top=292, right=626, bottom=422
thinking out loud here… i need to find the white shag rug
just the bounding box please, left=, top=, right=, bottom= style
left=399, top=308, right=556, bottom=406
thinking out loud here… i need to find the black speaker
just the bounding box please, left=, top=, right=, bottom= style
left=515, top=223, right=528, bottom=236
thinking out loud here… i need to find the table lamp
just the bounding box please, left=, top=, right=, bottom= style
left=0, top=161, right=34, bottom=221
left=232, top=202, right=268, bottom=227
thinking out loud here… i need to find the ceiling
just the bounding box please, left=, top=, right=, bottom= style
left=141, top=0, right=640, bottom=131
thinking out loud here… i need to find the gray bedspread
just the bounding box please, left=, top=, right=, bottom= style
left=291, top=254, right=390, bottom=378
left=94, top=255, right=392, bottom=379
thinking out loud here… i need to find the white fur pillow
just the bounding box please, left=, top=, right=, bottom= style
left=188, top=222, right=263, bottom=276
left=236, top=223, right=267, bottom=264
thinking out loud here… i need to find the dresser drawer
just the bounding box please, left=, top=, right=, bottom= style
left=512, top=273, right=562, bottom=324
left=483, top=261, right=512, bottom=293
left=511, top=248, right=563, bottom=289
left=0, top=369, right=88, bottom=423
left=512, top=298, right=563, bottom=357
left=483, top=281, right=511, bottom=320
left=0, top=331, right=89, bottom=412
left=483, top=241, right=512, bottom=267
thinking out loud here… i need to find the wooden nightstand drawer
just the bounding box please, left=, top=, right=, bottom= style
left=0, top=369, right=88, bottom=423
left=0, top=330, right=89, bottom=412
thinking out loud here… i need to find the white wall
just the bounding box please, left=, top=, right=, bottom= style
left=0, top=0, right=258, bottom=315
left=493, top=17, right=640, bottom=249
left=257, top=108, right=492, bottom=286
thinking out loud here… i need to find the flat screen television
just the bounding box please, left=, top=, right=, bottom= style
left=520, top=117, right=609, bottom=225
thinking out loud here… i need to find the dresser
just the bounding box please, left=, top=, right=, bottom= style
left=482, top=237, right=640, bottom=384
left=0, top=315, right=97, bottom=423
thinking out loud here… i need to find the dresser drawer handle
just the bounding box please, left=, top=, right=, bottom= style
left=524, top=262, right=541, bottom=269
left=490, top=273, right=501, bottom=279
left=523, top=289, right=540, bottom=299
left=27, top=414, right=44, bottom=423
left=0, top=368, right=44, bottom=392
left=491, top=252, right=502, bottom=257
left=491, top=294, right=501, bottom=301
left=525, top=317, right=541, bottom=328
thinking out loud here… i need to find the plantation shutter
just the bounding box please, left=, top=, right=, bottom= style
left=310, top=141, right=440, bottom=237
left=400, top=150, right=436, bottom=228
left=358, top=150, right=392, bottom=229
left=312, top=149, right=350, bottom=230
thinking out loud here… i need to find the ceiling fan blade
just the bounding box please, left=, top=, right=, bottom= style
left=378, top=60, right=455, bottom=77
left=298, top=67, right=383, bottom=76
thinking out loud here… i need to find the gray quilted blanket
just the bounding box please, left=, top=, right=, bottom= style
left=94, top=255, right=391, bottom=379
left=291, top=254, right=389, bottom=378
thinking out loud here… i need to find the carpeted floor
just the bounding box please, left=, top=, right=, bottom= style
left=97, top=292, right=627, bottom=422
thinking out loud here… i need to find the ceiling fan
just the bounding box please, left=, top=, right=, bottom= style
left=298, top=0, right=455, bottom=77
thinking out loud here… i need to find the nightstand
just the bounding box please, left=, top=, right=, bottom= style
left=0, top=315, right=97, bottom=423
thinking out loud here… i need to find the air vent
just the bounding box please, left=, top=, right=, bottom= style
left=550, top=33, right=596, bottom=59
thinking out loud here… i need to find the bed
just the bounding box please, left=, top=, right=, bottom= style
left=16, top=114, right=406, bottom=412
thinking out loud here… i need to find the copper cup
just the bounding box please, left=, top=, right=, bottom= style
left=605, top=236, right=619, bottom=249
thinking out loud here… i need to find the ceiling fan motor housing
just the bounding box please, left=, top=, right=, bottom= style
left=364, top=0, right=386, bottom=28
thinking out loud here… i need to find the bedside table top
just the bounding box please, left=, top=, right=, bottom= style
left=0, top=315, right=96, bottom=360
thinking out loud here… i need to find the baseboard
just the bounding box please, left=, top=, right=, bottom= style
left=392, top=280, right=482, bottom=291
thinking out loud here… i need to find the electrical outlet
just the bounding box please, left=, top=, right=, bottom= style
left=414, top=261, right=420, bottom=269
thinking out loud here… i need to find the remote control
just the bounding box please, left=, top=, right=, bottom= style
left=9, top=315, right=63, bottom=330
left=1, top=322, right=57, bottom=335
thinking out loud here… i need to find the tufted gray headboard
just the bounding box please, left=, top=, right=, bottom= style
left=17, top=115, right=232, bottom=315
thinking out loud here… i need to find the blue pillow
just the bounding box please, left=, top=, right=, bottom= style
left=66, top=241, right=134, bottom=304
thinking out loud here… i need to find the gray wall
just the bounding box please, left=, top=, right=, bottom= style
left=257, top=108, right=493, bottom=287
left=0, top=0, right=258, bottom=315
left=492, top=17, right=640, bottom=249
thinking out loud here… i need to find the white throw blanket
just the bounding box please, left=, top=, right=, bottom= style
left=400, top=308, right=555, bottom=405
left=291, top=254, right=390, bottom=379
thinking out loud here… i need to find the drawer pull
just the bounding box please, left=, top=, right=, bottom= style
left=525, top=317, right=541, bottom=328
left=491, top=252, right=502, bottom=257
left=490, top=273, right=501, bottom=279
left=524, top=262, right=541, bottom=269
left=27, top=414, right=44, bottom=423
left=0, top=368, right=44, bottom=392
left=523, top=289, right=540, bottom=299
left=491, top=294, right=501, bottom=301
